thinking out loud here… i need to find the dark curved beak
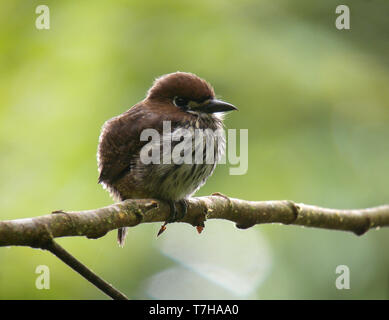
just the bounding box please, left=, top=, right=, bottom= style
left=197, top=99, right=238, bottom=114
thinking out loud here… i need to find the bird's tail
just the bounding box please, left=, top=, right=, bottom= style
left=117, top=227, right=128, bottom=247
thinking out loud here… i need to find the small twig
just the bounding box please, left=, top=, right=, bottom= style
left=43, top=240, right=128, bottom=300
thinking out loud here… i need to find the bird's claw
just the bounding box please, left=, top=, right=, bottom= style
left=166, top=199, right=188, bottom=223
left=196, top=225, right=204, bottom=234
left=157, top=223, right=167, bottom=237
left=177, top=199, right=188, bottom=220
left=157, top=199, right=189, bottom=237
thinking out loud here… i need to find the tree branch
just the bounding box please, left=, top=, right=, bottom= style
left=43, top=240, right=128, bottom=300
left=1, top=195, right=389, bottom=248
left=1, top=195, right=389, bottom=299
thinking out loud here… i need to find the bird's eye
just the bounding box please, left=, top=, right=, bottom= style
left=173, top=97, right=188, bottom=108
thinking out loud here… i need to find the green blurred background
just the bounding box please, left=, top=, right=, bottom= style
left=0, top=0, right=389, bottom=299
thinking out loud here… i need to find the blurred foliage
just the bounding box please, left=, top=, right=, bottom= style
left=0, top=0, right=389, bottom=299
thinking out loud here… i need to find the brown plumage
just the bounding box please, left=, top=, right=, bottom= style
left=97, top=72, right=237, bottom=246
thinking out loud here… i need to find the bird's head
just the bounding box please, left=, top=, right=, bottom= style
left=146, top=72, right=237, bottom=116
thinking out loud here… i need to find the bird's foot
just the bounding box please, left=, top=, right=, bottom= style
left=176, top=199, right=188, bottom=221
left=166, top=199, right=188, bottom=223
left=157, top=199, right=188, bottom=237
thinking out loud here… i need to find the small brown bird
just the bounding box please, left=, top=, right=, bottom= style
left=97, top=72, right=237, bottom=246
